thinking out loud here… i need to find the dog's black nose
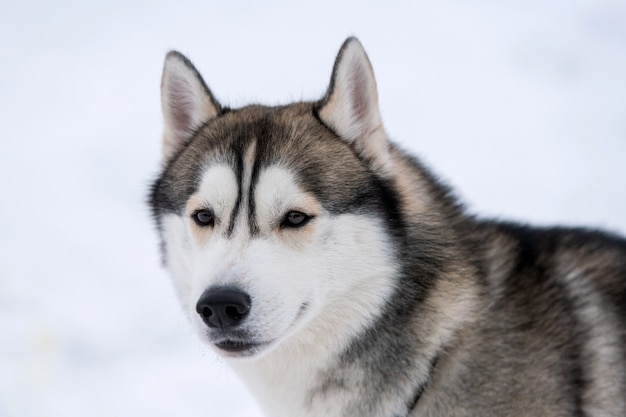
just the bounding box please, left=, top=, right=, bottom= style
left=196, top=288, right=251, bottom=329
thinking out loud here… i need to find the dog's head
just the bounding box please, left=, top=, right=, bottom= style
left=149, top=38, right=400, bottom=359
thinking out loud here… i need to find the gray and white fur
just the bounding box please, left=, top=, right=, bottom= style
left=149, top=38, right=626, bottom=417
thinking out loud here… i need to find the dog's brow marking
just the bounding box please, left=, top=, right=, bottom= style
left=226, top=152, right=244, bottom=237
left=228, top=140, right=257, bottom=237
left=246, top=141, right=260, bottom=236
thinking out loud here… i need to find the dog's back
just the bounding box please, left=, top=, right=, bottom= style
left=414, top=222, right=626, bottom=416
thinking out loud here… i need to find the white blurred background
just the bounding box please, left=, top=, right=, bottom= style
left=1, top=1, right=625, bottom=416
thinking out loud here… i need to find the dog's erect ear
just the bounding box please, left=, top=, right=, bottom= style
left=318, top=37, right=390, bottom=173
left=161, top=51, right=221, bottom=162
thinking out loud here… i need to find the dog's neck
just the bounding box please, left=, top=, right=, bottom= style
left=230, top=338, right=336, bottom=417
left=228, top=284, right=394, bottom=416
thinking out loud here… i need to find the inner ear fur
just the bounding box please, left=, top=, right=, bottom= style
left=160, top=51, right=222, bottom=162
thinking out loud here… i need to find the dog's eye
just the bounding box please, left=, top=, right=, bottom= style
left=192, top=210, right=215, bottom=227
left=281, top=211, right=312, bottom=229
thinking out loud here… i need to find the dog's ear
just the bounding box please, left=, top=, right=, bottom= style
left=161, top=51, right=221, bottom=162
left=318, top=37, right=390, bottom=173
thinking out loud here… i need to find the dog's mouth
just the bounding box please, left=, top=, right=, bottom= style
left=214, top=339, right=270, bottom=357
left=209, top=302, right=311, bottom=358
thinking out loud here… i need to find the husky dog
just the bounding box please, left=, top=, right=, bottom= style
left=148, top=38, right=626, bottom=416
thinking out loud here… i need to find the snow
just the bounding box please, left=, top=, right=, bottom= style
left=1, top=1, right=625, bottom=416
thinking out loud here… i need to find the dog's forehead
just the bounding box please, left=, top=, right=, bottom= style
left=195, top=108, right=368, bottom=194
left=159, top=104, right=375, bottom=213
left=196, top=104, right=341, bottom=165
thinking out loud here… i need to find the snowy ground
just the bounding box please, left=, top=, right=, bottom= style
left=1, top=1, right=625, bottom=416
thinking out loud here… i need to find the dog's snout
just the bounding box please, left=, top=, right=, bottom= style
left=196, top=288, right=251, bottom=329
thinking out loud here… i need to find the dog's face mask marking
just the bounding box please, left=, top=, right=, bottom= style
left=177, top=155, right=324, bottom=358
left=160, top=158, right=396, bottom=359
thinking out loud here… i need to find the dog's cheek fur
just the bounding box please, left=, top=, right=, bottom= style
left=241, top=239, right=321, bottom=344
left=272, top=215, right=397, bottom=351
left=244, top=166, right=399, bottom=352
left=226, top=213, right=401, bottom=414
